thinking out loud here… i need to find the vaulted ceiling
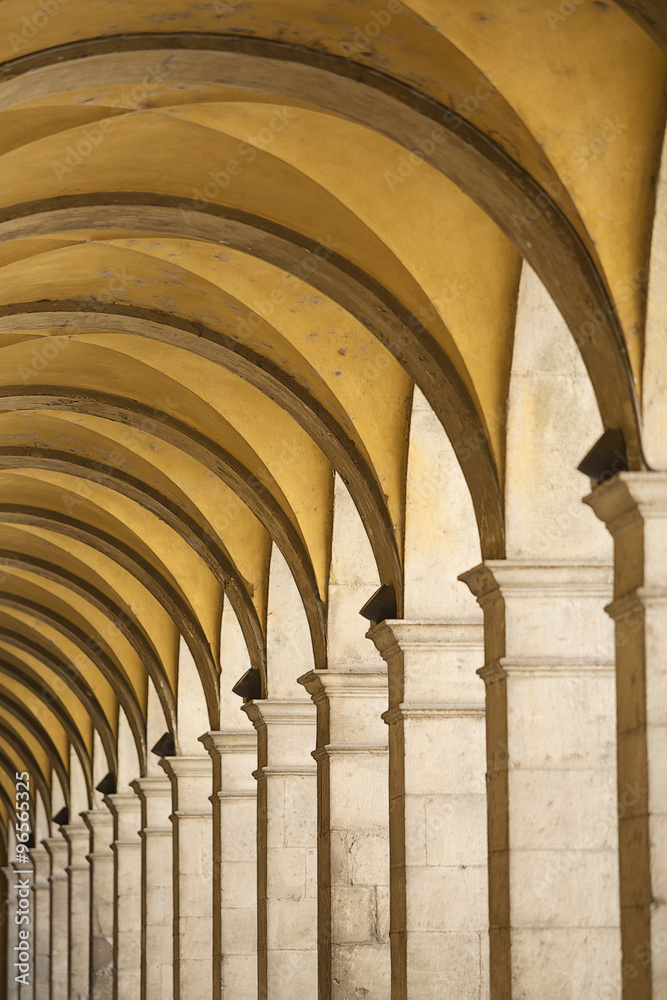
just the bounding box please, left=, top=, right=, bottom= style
left=0, top=0, right=664, bottom=844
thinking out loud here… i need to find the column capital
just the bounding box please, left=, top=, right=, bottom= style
left=460, top=560, right=613, bottom=664
left=368, top=619, right=483, bottom=659
left=584, top=470, right=667, bottom=530
left=103, top=791, right=142, bottom=818
left=130, top=775, right=173, bottom=835
left=200, top=731, right=257, bottom=802
left=243, top=700, right=316, bottom=778
left=242, top=699, right=315, bottom=729
left=158, top=754, right=212, bottom=782
left=129, top=775, right=172, bottom=801
left=0, top=865, right=15, bottom=886
left=29, top=846, right=50, bottom=886
left=60, top=823, right=90, bottom=869
left=297, top=664, right=387, bottom=701
left=368, top=619, right=485, bottom=713
left=81, top=810, right=113, bottom=865
left=81, top=808, right=113, bottom=834
left=298, top=666, right=388, bottom=751
left=60, top=821, right=89, bottom=839
left=159, top=755, right=212, bottom=816
left=199, top=730, right=257, bottom=757
left=459, top=560, right=612, bottom=604
left=42, top=835, right=68, bottom=864
left=103, top=792, right=141, bottom=848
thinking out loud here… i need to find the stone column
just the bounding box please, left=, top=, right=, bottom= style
left=585, top=472, right=667, bottom=997
left=44, top=838, right=68, bottom=1000
left=200, top=732, right=258, bottom=1000
left=242, top=700, right=318, bottom=1000
left=461, top=562, right=620, bottom=1000
left=104, top=793, right=141, bottom=1000
left=368, top=621, right=488, bottom=1000
left=2, top=865, right=19, bottom=1000
left=130, top=777, right=173, bottom=1000
left=30, top=848, right=50, bottom=1000
left=82, top=810, right=114, bottom=1000
left=159, top=757, right=213, bottom=1000
left=61, top=824, right=90, bottom=1000
left=297, top=667, right=390, bottom=1000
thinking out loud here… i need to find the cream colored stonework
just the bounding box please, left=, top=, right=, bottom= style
left=82, top=811, right=114, bottom=1000
left=299, top=666, right=391, bottom=1000
left=130, top=778, right=173, bottom=1000
left=159, top=757, right=214, bottom=1000
left=61, top=824, right=90, bottom=1000
left=461, top=563, right=620, bottom=1000
left=586, top=474, right=667, bottom=1000
left=370, top=621, right=488, bottom=1000
left=104, top=794, right=142, bottom=1000
left=201, top=731, right=258, bottom=1000
left=30, top=848, right=50, bottom=1000
left=44, top=839, right=68, bottom=1000
left=243, top=700, right=318, bottom=1000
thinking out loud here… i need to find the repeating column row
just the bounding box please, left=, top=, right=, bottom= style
left=20, top=507, right=667, bottom=1000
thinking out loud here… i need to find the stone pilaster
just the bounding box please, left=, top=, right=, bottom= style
left=461, top=562, right=620, bottom=1000
left=298, top=667, right=390, bottom=1000
left=130, top=777, right=173, bottom=1000
left=585, top=473, right=667, bottom=998
left=82, top=810, right=114, bottom=1000
left=242, top=700, right=318, bottom=1000
left=159, top=757, right=213, bottom=1000
left=104, top=793, right=141, bottom=1000
left=368, top=621, right=489, bottom=1000
left=30, top=848, right=50, bottom=1000
left=200, top=732, right=258, bottom=1000
left=43, top=838, right=68, bottom=1000
left=61, top=824, right=90, bottom=1000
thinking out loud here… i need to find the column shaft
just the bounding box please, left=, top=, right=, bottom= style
left=461, top=562, right=620, bottom=1000
left=200, top=732, right=258, bottom=1000
left=130, top=778, right=173, bottom=1000
left=31, top=848, right=50, bottom=1000
left=44, top=838, right=68, bottom=1000
left=62, top=825, right=90, bottom=1000
left=105, top=794, right=141, bottom=1000
left=243, top=701, right=318, bottom=1000
left=586, top=473, right=667, bottom=997
left=370, top=622, right=489, bottom=1000
left=159, top=757, right=213, bottom=1000
left=83, top=810, right=114, bottom=1000
left=298, top=668, right=390, bottom=1000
